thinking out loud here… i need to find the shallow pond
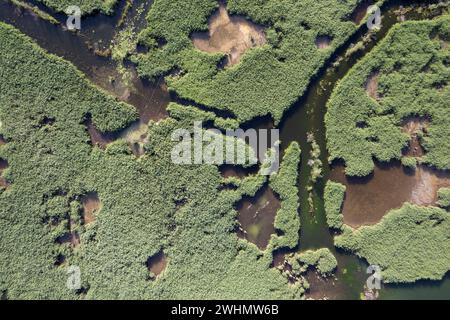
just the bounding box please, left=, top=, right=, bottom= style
left=236, top=185, right=280, bottom=250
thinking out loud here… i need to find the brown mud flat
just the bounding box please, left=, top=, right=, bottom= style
left=81, top=192, right=101, bottom=224
left=90, top=64, right=170, bottom=124
left=365, top=71, right=380, bottom=100
left=330, top=162, right=450, bottom=228
left=304, top=270, right=341, bottom=300
left=191, top=1, right=266, bottom=67
left=146, top=251, right=167, bottom=277
left=236, top=186, right=280, bottom=250
left=401, top=117, right=429, bottom=157
left=85, top=118, right=117, bottom=149
left=315, top=36, right=332, bottom=50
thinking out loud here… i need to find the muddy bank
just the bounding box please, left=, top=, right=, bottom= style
left=147, top=251, right=167, bottom=277
left=351, top=0, right=374, bottom=25
left=191, top=1, right=266, bottom=67
left=0, top=0, right=169, bottom=125
left=219, top=164, right=259, bottom=179
left=236, top=186, right=280, bottom=250
left=85, top=118, right=118, bottom=149
left=57, top=225, right=80, bottom=248
left=0, top=158, right=8, bottom=188
left=81, top=192, right=101, bottom=224
left=365, top=71, right=380, bottom=100
left=330, top=162, right=450, bottom=228
left=402, top=117, right=429, bottom=157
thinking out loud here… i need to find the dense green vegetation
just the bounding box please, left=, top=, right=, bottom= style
left=326, top=16, right=450, bottom=176
left=133, top=0, right=371, bottom=123
left=323, top=181, right=346, bottom=230
left=35, top=0, right=117, bottom=15
left=335, top=204, right=450, bottom=283
left=268, top=142, right=301, bottom=252
left=285, top=248, right=337, bottom=279
left=437, top=187, right=450, bottom=208
left=167, top=102, right=240, bottom=130
left=0, top=22, right=305, bottom=299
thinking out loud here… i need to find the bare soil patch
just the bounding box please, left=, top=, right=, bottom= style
left=365, top=71, right=380, bottom=100
left=81, top=192, right=101, bottom=224
left=402, top=117, right=429, bottom=157
left=192, top=1, right=266, bottom=67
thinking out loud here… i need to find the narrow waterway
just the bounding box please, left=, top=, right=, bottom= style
left=278, top=0, right=450, bottom=299
left=0, top=0, right=449, bottom=299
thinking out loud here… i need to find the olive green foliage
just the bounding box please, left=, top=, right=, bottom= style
left=326, top=17, right=450, bottom=176
left=297, top=248, right=337, bottom=276
left=167, top=102, right=240, bottom=130
left=401, top=156, right=417, bottom=169
left=324, top=181, right=346, bottom=230
left=268, top=142, right=300, bottom=251
left=437, top=187, right=450, bottom=208
left=36, top=0, right=117, bottom=15
left=288, top=248, right=337, bottom=277
left=335, top=203, right=450, bottom=283
left=134, top=0, right=364, bottom=123
left=0, top=22, right=304, bottom=299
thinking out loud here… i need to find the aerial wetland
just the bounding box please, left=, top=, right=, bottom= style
left=0, top=0, right=449, bottom=300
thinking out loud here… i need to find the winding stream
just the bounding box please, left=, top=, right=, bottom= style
left=0, top=0, right=449, bottom=299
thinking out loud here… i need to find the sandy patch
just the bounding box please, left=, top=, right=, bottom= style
left=410, top=167, right=450, bottom=206
left=191, top=1, right=266, bottom=67
left=81, top=192, right=101, bottom=224
left=365, top=71, right=379, bottom=100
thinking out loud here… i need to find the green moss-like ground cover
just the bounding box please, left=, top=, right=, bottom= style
left=133, top=0, right=369, bottom=124
left=0, top=22, right=306, bottom=299
left=326, top=16, right=450, bottom=176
